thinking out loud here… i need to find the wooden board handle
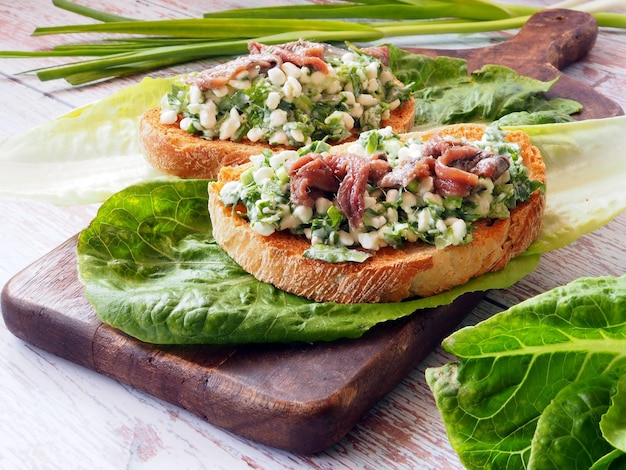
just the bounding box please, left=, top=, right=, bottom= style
left=404, top=9, right=622, bottom=120
left=497, top=8, right=598, bottom=74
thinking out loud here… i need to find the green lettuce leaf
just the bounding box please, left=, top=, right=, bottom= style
left=601, top=374, right=626, bottom=453
left=425, top=275, right=626, bottom=470
left=387, top=45, right=582, bottom=127
left=76, top=179, right=539, bottom=345
left=76, top=114, right=626, bottom=345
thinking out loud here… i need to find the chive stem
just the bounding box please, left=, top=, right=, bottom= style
left=51, top=0, right=136, bottom=22
left=4, top=0, right=625, bottom=86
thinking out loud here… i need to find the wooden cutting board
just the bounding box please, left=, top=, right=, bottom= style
left=1, top=9, right=622, bottom=455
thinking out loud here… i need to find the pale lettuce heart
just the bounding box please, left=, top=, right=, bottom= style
left=505, top=117, right=626, bottom=254
left=0, top=77, right=176, bottom=205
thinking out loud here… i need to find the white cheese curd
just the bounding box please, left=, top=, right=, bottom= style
left=268, top=151, right=287, bottom=169
left=252, top=222, right=275, bottom=236
left=199, top=101, right=217, bottom=129
left=249, top=153, right=265, bottom=168
left=449, top=218, right=467, bottom=244
left=275, top=166, right=289, bottom=184
left=269, top=130, right=288, bottom=145
left=357, top=93, right=378, bottom=107
left=424, top=191, right=443, bottom=206
left=349, top=103, right=364, bottom=119
left=341, top=52, right=358, bottom=65
left=401, top=192, right=418, bottom=212
left=187, top=102, right=202, bottom=114
left=279, top=213, right=300, bottom=230
left=386, top=207, right=398, bottom=224
left=281, top=62, right=301, bottom=78
left=365, top=61, right=379, bottom=79
left=179, top=116, right=194, bottom=131
left=396, top=146, right=412, bottom=162
left=219, top=181, right=243, bottom=206
left=160, top=109, right=178, bottom=125
left=269, top=109, right=288, bottom=128
left=299, top=67, right=311, bottom=83
left=363, top=195, right=378, bottom=210
left=366, top=78, right=379, bottom=93
left=228, top=80, right=252, bottom=90
left=341, top=91, right=356, bottom=105
left=188, top=85, right=203, bottom=104
left=379, top=70, right=394, bottom=84
left=267, top=66, right=286, bottom=86
left=470, top=190, right=493, bottom=217
left=246, top=127, right=264, bottom=142
left=289, top=128, right=305, bottom=143
left=293, top=205, right=313, bottom=223
left=253, top=166, right=275, bottom=184
left=436, top=218, right=447, bottom=233
left=325, top=111, right=344, bottom=127
left=358, top=231, right=382, bottom=250
left=418, top=176, right=434, bottom=195
left=417, top=208, right=432, bottom=233
left=338, top=230, right=355, bottom=246
left=325, top=79, right=343, bottom=95
left=309, top=70, right=326, bottom=85
left=265, top=91, right=281, bottom=110
left=315, top=197, right=333, bottom=215
left=310, top=234, right=324, bottom=246
left=283, top=75, right=303, bottom=100
left=341, top=112, right=355, bottom=130
left=218, top=108, right=241, bottom=140
left=379, top=126, right=395, bottom=138
left=212, top=85, right=229, bottom=97
left=367, top=215, right=387, bottom=229
left=385, top=189, right=400, bottom=204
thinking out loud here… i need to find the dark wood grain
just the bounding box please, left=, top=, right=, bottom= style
left=1, top=9, right=621, bottom=455
left=1, top=236, right=484, bottom=453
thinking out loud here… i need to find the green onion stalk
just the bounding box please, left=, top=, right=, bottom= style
left=1, top=0, right=625, bottom=85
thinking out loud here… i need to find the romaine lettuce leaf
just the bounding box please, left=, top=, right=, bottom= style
left=425, top=275, right=626, bottom=470
left=0, top=77, right=176, bottom=205
left=76, top=114, right=626, bottom=344
left=76, top=179, right=539, bottom=344
left=387, top=45, right=582, bottom=127
left=508, top=117, right=626, bottom=254
left=601, top=374, right=626, bottom=453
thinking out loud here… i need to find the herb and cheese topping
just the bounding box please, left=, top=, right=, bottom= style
left=219, top=126, right=543, bottom=263
left=159, top=40, right=411, bottom=147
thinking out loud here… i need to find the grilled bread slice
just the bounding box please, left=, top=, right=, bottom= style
left=140, top=97, right=414, bottom=179
left=140, top=40, right=414, bottom=179
left=208, top=124, right=546, bottom=303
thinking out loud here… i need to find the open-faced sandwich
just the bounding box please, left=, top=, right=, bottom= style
left=208, top=124, right=546, bottom=303
left=140, top=40, right=415, bottom=178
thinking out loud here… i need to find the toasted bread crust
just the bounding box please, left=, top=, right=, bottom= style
left=208, top=124, right=546, bottom=303
left=140, top=97, right=415, bottom=179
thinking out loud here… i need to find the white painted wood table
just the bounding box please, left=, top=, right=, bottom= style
left=0, top=1, right=624, bottom=468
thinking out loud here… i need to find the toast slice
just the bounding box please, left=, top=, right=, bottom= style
left=208, top=124, right=546, bottom=304
left=140, top=97, right=414, bottom=179
left=140, top=40, right=415, bottom=179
